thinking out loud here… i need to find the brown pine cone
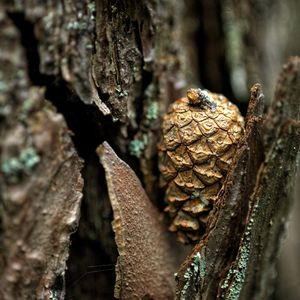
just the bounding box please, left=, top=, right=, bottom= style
left=158, top=88, right=244, bottom=244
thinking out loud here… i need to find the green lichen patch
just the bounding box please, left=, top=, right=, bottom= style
left=146, top=101, right=159, bottom=121
left=66, top=21, right=86, bottom=31
left=49, top=290, right=59, bottom=300
left=0, top=80, right=9, bottom=92
left=1, top=147, right=40, bottom=184
left=181, top=251, right=206, bottom=300
left=0, top=104, right=11, bottom=118
left=19, top=98, right=35, bottom=120
left=129, top=134, right=148, bottom=158
left=0, top=80, right=11, bottom=118
left=220, top=202, right=260, bottom=300
left=115, top=85, right=129, bottom=98
left=87, top=1, right=96, bottom=14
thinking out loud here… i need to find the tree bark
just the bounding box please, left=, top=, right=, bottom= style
left=0, top=1, right=299, bottom=299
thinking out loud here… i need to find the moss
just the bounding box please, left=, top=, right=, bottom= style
left=1, top=147, right=40, bottom=184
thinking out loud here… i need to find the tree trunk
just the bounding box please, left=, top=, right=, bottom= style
left=0, top=1, right=299, bottom=300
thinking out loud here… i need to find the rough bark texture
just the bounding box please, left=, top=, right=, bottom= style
left=0, top=8, right=83, bottom=300
left=0, top=0, right=299, bottom=299
left=236, top=57, right=300, bottom=300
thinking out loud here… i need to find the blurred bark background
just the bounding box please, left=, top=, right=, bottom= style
left=0, top=0, right=299, bottom=299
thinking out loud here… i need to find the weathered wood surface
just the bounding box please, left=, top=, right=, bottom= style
left=0, top=10, right=83, bottom=300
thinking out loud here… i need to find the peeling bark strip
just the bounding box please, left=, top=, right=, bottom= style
left=175, top=84, right=265, bottom=300
left=233, top=57, right=300, bottom=300
left=93, top=0, right=185, bottom=123
left=0, top=12, right=83, bottom=300
left=223, top=121, right=300, bottom=300
left=6, top=0, right=109, bottom=115
left=176, top=57, right=300, bottom=300
left=97, top=142, right=188, bottom=300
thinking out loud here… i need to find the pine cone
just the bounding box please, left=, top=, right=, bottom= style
left=158, top=88, right=244, bottom=244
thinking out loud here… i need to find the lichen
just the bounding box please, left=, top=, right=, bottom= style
left=129, top=134, right=148, bottom=158
left=296, top=149, right=300, bottom=168
left=115, top=85, right=128, bottom=98
left=20, top=147, right=41, bottom=171
left=67, top=21, right=83, bottom=31
left=146, top=101, right=159, bottom=121
left=49, top=290, right=59, bottom=300
left=0, top=80, right=9, bottom=92
left=220, top=202, right=260, bottom=300
left=1, top=147, right=40, bottom=184
left=87, top=1, right=96, bottom=14
left=180, top=252, right=206, bottom=300
left=0, top=105, right=11, bottom=117
left=20, top=98, right=35, bottom=120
